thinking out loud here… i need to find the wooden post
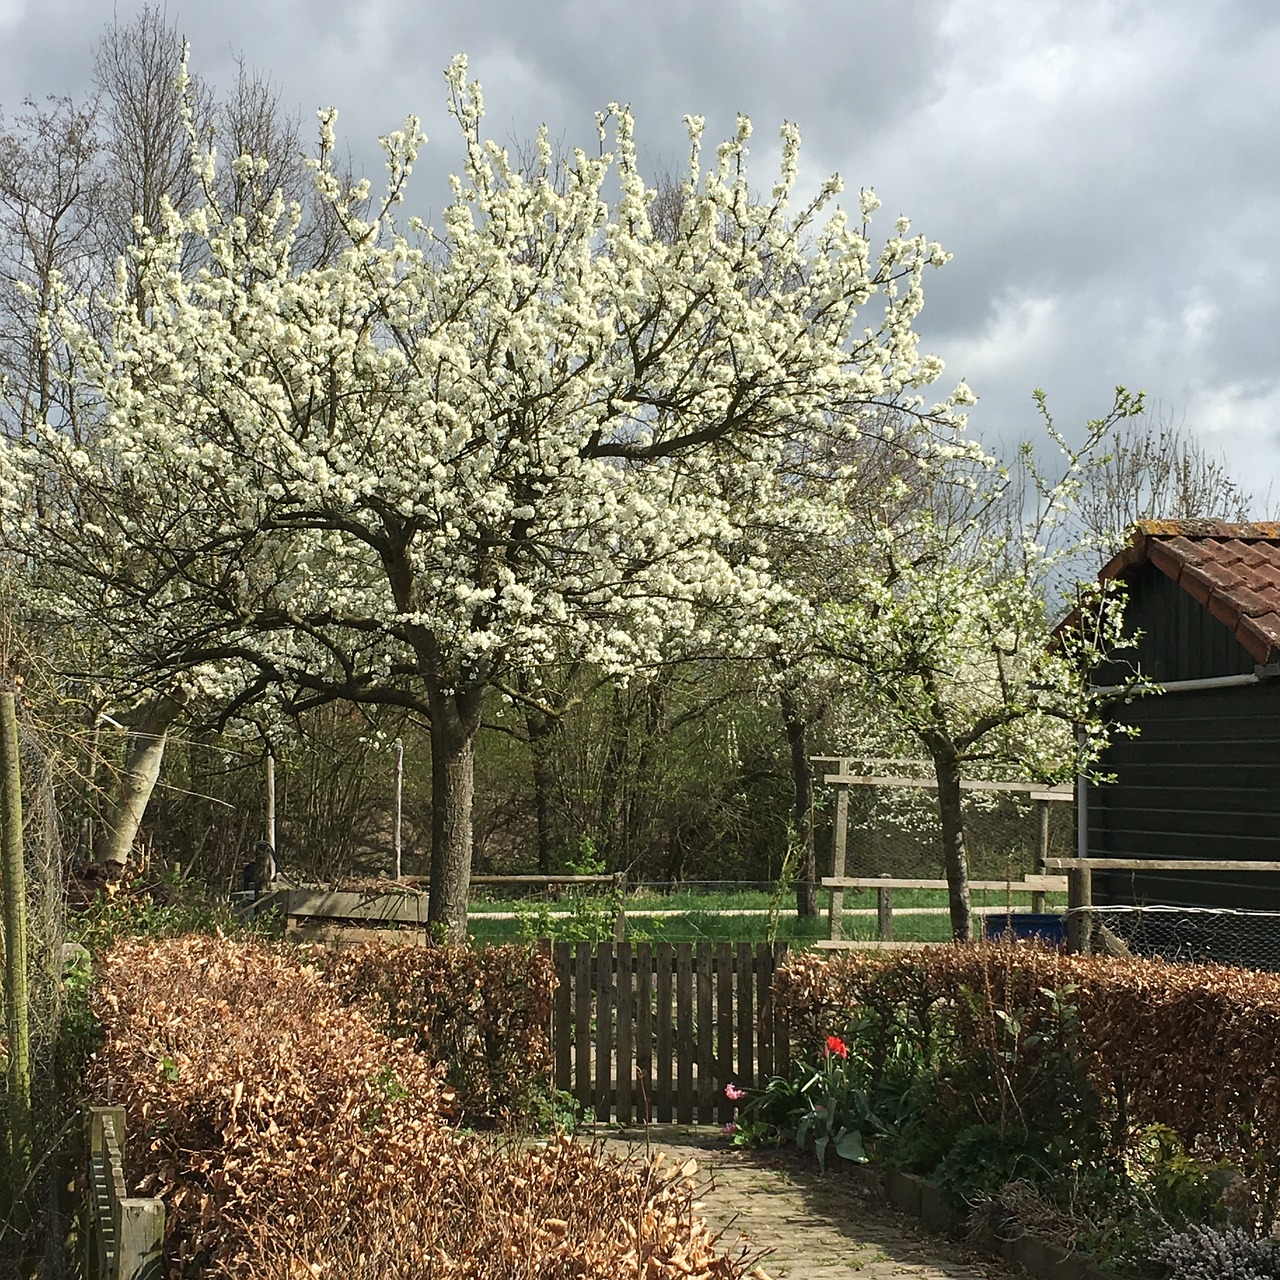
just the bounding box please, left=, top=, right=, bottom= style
left=117, top=1198, right=164, bottom=1280
left=1067, top=862, right=1093, bottom=954
left=1, top=690, right=32, bottom=1220
left=828, top=781, right=850, bottom=941
left=612, top=871, right=627, bottom=942
left=264, top=752, right=276, bottom=852
left=1033, top=798, right=1049, bottom=913
left=877, top=875, right=894, bottom=942
left=393, top=739, right=404, bottom=880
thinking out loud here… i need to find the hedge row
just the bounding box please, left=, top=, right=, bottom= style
left=775, top=946, right=1280, bottom=1218
left=318, top=940, right=556, bottom=1121
left=90, top=936, right=761, bottom=1278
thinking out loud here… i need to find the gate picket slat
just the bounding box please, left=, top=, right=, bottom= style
left=595, top=942, right=613, bottom=1122
left=736, top=942, right=753, bottom=1089
left=696, top=942, right=713, bottom=1123
left=676, top=943, right=694, bottom=1124
left=773, top=942, right=790, bottom=1077
left=553, top=934, right=787, bottom=1125
left=716, top=942, right=734, bottom=1125
left=616, top=942, right=633, bottom=1124
left=636, top=943, right=653, bottom=1125
left=574, top=941, right=592, bottom=1112
left=656, top=942, right=674, bottom=1123
left=755, top=941, right=773, bottom=1083
left=554, top=942, right=572, bottom=1094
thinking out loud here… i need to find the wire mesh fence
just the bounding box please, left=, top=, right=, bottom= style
left=841, top=783, right=1074, bottom=881
left=1080, top=904, right=1280, bottom=971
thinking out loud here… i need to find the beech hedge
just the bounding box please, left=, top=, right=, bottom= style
left=774, top=945, right=1280, bottom=1223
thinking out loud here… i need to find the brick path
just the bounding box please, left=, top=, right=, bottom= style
left=593, top=1125, right=1017, bottom=1280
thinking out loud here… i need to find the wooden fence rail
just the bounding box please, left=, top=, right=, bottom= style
left=85, top=1106, right=164, bottom=1280
left=546, top=940, right=790, bottom=1124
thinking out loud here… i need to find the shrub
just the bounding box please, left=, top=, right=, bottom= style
left=90, top=935, right=762, bottom=1279
left=318, top=940, right=556, bottom=1123
left=772, top=944, right=1280, bottom=1266
left=1152, top=1225, right=1280, bottom=1280
left=89, top=935, right=447, bottom=1274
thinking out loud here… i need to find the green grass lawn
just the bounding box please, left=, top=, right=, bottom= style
left=463, top=885, right=1066, bottom=947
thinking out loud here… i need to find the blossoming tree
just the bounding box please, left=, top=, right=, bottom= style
left=14, top=57, right=972, bottom=937
left=819, top=394, right=1140, bottom=940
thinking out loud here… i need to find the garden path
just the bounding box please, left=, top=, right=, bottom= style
left=592, top=1125, right=1016, bottom=1280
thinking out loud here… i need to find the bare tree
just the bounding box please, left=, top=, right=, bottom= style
left=1078, top=403, right=1254, bottom=551
left=0, top=96, right=108, bottom=438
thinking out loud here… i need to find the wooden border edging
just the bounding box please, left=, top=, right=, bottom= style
left=86, top=1106, right=164, bottom=1280
left=844, top=1161, right=1122, bottom=1280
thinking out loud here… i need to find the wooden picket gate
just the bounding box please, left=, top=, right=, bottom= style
left=545, top=940, right=790, bottom=1124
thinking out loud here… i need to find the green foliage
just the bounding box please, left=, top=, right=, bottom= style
left=772, top=947, right=1280, bottom=1272
left=735, top=1035, right=877, bottom=1171
left=561, top=835, right=606, bottom=877
left=67, top=866, right=251, bottom=956
left=1133, top=1125, right=1230, bottom=1229
left=512, top=891, right=618, bottom=944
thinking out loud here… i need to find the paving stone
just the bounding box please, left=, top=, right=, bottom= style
left=592, top=1125, right=1018, bottom=1280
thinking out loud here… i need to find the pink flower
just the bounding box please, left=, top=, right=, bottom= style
left=826, top=1035, right=848, bottom=1060
left=721, top=1122, right=738, bottom=1136
left=724, top=1082, right=747, bottom=1101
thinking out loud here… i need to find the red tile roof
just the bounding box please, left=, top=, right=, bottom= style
left=1099, top=520, right=1280, bottom=664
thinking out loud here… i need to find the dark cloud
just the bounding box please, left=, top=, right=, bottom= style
left=0, top=0, right=1276, bottom=496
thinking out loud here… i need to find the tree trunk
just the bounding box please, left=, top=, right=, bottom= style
left=931, top=746, right=974, bottom=942
left=94, top=688, right=188, bottom=871
left=780, top=688, right=817, bottom=918
left=524, top=705, right=558, bottom=874
left=427, top=686, right=484, bottom=943
left=596, top=688, right=629, bottom=869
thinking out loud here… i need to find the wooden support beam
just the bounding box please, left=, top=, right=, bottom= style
left=822, top=876, right=1067, bottom=892
left=1067, top=863, right=1093, bottom=954
left=1045, top=858, right=1280, bottom=872
left=828, top=783, right=849, bottom=941
left=877, top=878, right=893, bottom=942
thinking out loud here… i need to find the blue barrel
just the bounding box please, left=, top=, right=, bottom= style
left=982, top=912, right=1067, bottom=946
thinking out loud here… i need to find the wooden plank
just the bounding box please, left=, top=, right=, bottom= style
left=676, top=942, right=694, bottom=1125
left=823, top=774, right=1073, bottom=798
left=656, top=942, right=674, bottom=1124
left=756, top=942, right=773, bottom=1083
left=773, top=943, right=790, bottom=1079
left=822, top=876, right=1068, bottom=892
left=635, top=943, right=653, bottom=1126
left=696, top=941, right=714, bottom=1123
left=405, top=874, right=616, bottom=887
left=616, top=942, right=633, bottom=1124
left=554, top=942, right=572, bottom=1096
left=814, top=940, right=938, bottom=950
left=285, top=889, right=425, bottom=923
left=1045, top=858, right=1280, bottom=872
left=736, top=942, right=754, bottom=1089
left=574, top=942, right=592, bottom=1114
left=594, top=942, right=613, bottom=1122
left=118, top=1198, right=165, bottom=1280
left=716, top=942, right=733, bottom=1125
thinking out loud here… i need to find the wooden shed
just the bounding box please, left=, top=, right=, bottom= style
left=1083, top=520, right=1280, bottom=924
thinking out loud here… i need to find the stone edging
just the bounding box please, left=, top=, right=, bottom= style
left=842, top=1161, right=1122, bottom=1280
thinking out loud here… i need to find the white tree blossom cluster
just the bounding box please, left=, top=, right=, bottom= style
left=4, top=56, right=977, bottom=933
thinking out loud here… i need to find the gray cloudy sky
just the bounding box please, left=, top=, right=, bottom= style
left=1, top=0, right=1276, bottom=495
